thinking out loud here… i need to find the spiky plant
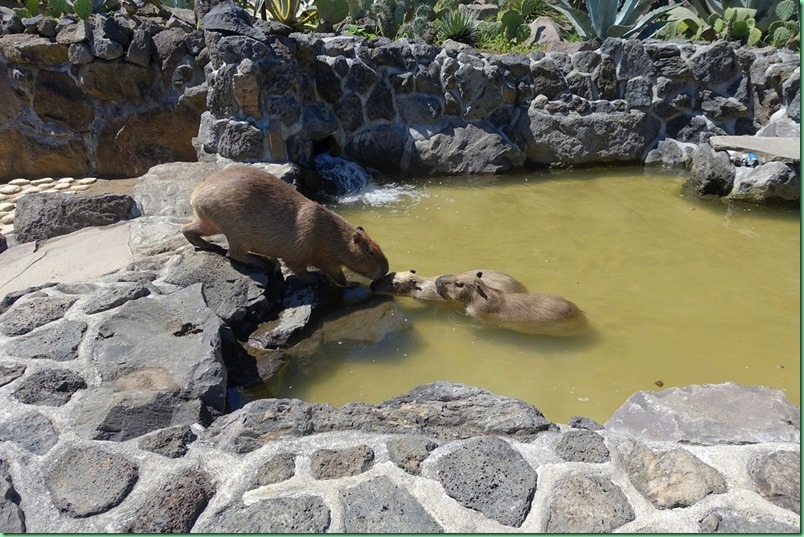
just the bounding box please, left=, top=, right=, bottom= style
left=437, top=8, right=481, bottom=46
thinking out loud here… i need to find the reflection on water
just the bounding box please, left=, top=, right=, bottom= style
left=269, top=167, right=801, bottom=424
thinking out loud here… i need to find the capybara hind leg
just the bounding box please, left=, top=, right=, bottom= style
left=226, top=242, right=267, bottom=268
left=182, top=219, right=222, bottom=251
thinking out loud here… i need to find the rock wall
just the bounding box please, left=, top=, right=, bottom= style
left=0, top=5, right=207, bottom=180
left=0, top=2, right=799, bottom=181
left=196, top=3, right=799, bottom=176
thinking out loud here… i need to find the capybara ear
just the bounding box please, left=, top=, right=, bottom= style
left=356, top=225, right=365, bottom=231
left=476, top=284, right=488, bottom=301
left=352, top=230, right=362, bottom=244
left=476, top=271, right=483, bottom=278
left=410, top=269, right=416, bottom=274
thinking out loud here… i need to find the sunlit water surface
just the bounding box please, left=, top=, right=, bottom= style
left=267, top=167, right=800, bottom=424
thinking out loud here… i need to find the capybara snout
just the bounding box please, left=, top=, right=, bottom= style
left=371, top=270, right=422, bottom=295
left=183, top=166, right=389, bottom=286
left=375, top=269, right=526, bottom=301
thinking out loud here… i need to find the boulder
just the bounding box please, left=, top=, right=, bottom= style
left=683, top=143, right=735, bottom=197
left=13, top=192, right=139, bottom=244
left=205, top=382, right=552, bottom=454
left=605, top=382, right=800, bottom=445
left=412, top=122, right=526, bottom=175
left=728, top=161, right=800, bottom=206
left=644, top=138, right=695, bottom=169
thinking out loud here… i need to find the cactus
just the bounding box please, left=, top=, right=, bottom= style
left=72, top=0, right=92, bottom=18
left=317, top=0, right=349, bottom=27
left=47, top=0, right=67, bottom=16
left=775, top=0, right=795, bottom=21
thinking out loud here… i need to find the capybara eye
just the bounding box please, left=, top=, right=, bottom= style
left=456, top=282, right=464, bottom=288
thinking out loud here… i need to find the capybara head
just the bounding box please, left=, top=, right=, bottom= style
left=435, top=271, right=489, bottom=303
left=370, top=269, right=423, bottom=295
left=351, top=226, right=389, bottom=281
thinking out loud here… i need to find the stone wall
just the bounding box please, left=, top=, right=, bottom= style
left=0, top=5, right=207, bottom=180
left=196, top=3, right=799, bottom=176
left=0, top=2, right=799, bottom=181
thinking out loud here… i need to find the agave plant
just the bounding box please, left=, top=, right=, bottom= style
left=253, top=0, right=317, bottom=28
left=547, top=0, right=676, bottom=41
left=437, top=8, right=481, bottom=45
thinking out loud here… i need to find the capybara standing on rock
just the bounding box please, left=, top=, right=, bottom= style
left=371, top=269, right=527, bottom=301
left=435, top=272, right=589, bottom=336
left=182, top=166, right=389, bottom=286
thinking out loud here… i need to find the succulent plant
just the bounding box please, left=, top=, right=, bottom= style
left=547, top=0, right=676, bottom=41
left=437, top=8, right=481, bottom=46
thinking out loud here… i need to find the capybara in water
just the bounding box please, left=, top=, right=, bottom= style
left=435, top=272, right=588, bottom=336
left=182, top=166, right=389, bottom=286
left=371, top=269, right=527, bottom=301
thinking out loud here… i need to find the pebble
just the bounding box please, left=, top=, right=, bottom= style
left=9, top=178, right=30, bottom=186
left=77, top=177, right=97, bottom=185
left=0, top=185, right=22, bottom=195
left=0, top=202, right=15, bottom=212
left=71, top=185, right=90, bottom=191
left=57, top=177, right=75, bottom=184
left=52, top=183, right=72, bottom=190
left=31, top=177, right=55, bottom=186
left=1, top=212, right=15, bottom=225
left=0, top=194, right=7, bottom=201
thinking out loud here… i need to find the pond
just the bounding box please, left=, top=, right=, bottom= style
left=251, top=166, right=800, bottom=424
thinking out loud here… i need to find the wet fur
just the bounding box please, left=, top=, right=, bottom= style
left=371, top=269, right=527, bottom=301
left=435, top=272, right=588, bottom=336
left=182, top=166, right=389, bottom=286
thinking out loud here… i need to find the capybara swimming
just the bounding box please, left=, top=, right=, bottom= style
left=435, top=272, right=588, bottom=336
left=182, top=166, right=389, bottom=286
left=371, top=269, right=527, bottom=301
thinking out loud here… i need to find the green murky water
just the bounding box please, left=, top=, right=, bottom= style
left=271, top=167, right=800, bottom=424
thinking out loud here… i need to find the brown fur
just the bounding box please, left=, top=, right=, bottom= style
left=435, top=272, right=589, bottom=336
left=182, top=166, right=389, bottom=286
left=371, top=269, right=527, bottom=301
